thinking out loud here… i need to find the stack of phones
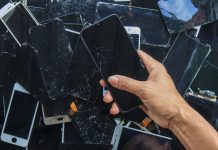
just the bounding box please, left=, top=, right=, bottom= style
left=0, top=0, right=216, bottom=150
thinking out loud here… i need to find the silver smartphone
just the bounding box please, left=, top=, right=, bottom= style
left=111, top=125, right=172, bottom=150
left=0, top=2, right=38, bottom=46
left=1, top=82, right=39, bottom=147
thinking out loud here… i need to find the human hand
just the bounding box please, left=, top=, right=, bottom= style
left=100, top=50, right=187, bottom=128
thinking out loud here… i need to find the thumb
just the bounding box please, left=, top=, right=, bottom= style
left=108, top=75, right=143, bottom=94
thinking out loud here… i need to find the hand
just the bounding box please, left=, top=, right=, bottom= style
left=100, top=50, right=187, bottom=128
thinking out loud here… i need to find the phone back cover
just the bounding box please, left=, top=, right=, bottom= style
left=96, top=2, right=171, bottom=47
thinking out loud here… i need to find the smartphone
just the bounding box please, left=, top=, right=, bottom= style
left=81, top=15, right=148, bottom=113
left=0, top=86, right=5, bottom=124
left=111, top=125, right=172, bottom=150
left=1, top=82, right=39, bottom=147
left=125, top=26, right=141, bottom=50
left=163, top=32, right=211, bottom=95
left=0, top=2, right=38, bottom=46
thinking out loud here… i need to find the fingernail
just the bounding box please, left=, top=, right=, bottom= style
left=108, top=76, right=118, bottom=86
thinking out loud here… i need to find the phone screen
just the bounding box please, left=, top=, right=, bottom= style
left=1, top=3, right=37, bottom=45
left=4, top=91, right=37, bottom=139
left=128, top=33, right=140, bottom=49
left=81, top=15, right=148, bottom=112
left=0, top=86, right=4, bottom=123
left=117, top=127, right=172, bottom=150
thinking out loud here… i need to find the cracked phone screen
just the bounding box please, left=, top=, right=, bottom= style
left=158, top=0, right=218, bottom=33
left=48, top=0, right=111, bottom=23
left=71, top=100, right=116, bottom=144
left=29, top=19, right=73, bottom=101
left=81, top=15, right=148, bottom=113
left=117, top=127, right=172, bottom=150
left=59, top=143, right=113, bottom=150
left=163, top=32, right=211, bottom=95
left=96, top=2, right=171, bottom=47
left=1, top=3, right=37, bottom=46
left=63, top=37, right=102, bottom=103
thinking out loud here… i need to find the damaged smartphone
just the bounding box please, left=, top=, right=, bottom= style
left=163, top=32, right=211, bottom=95
left=0, top=2, right=38, bottom=46
left=29, top=19, right=72, bottom=125
left=81, top=15, right=148, bottom=113
left=1, top=83, right=39, bottom=147
left=96, top=2, right=171, bottom=47
left=111, top=125, right=172, bottom=150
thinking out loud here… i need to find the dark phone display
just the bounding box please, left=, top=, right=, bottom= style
left=128, top=33, right=140, bottom=49
left=118, top=127, right=172, bottom=150
left=2, top=3, right=37, bottom=45
left=0, top=86, right=4, bottom=123
left=4, top=91, right=37, bottom=139
left=163, top=32, right=211, bottom=95
left=81, top=15, right=148, bottom=112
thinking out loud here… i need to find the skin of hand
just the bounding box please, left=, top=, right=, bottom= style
left=100, top=50, right=218, bottom=150
left=100, top=49, right=186, bottom=128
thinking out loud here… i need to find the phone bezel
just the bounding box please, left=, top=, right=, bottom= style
left=1, top=82, right=39, bottom=147
left=124, top=26, right=141, bottom=49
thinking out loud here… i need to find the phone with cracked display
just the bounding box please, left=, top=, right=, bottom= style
left=81, top=15, right=148, bottom=113
left=0, top=2, right=38, bottom=46
left=111, top=125, right=172, bottom=150
left=125, top=26, right=141, bottom=50
left=1, top=82, right=39, bottom=147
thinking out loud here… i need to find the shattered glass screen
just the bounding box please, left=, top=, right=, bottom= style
left=158, top=0, right=218, bottom=33
left=4, top=91, right=37, bottom=139
left=96, top=2, right=171, bottom=47
left=81, top=15, right=148, bottom=112
left=163, top=32, right=211, bottom=95
left=30, top=19, right=73, bottom=101
left=63, top=37, right=102, bottom=103
left=1, top=3, right=37, bottom=46
left=71, top=100, right=115, bottom=144
left=117, top=127, right=172, bottom=150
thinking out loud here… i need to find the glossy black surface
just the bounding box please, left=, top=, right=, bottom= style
left=163, top=32, right=211, bottom=95
left=0, top=86, right=4, bottom=124
left=1, top=3, right=37, bottom=46
left=59, top=13, right=83, bottom=24
left=63, top=123, right=83, bottom=143
left=71, top=100, right=115, bottom=144
left=81, top=15, right=148, bottom=112
left=131, top=0, right=159, bottom=9
left=118, top=127, right=172, bottom=150
left=158, top=0, right=218, bottom=33
left=96, top=2, right=171, bottom=47
left=27, top=0, right=49, bottom=8
left=30, top=19, right=73, bottom=101
left=191, top=21, right=218, bottom=94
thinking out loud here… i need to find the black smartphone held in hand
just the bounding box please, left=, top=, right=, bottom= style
left=81, top=15, right=148, bottom=113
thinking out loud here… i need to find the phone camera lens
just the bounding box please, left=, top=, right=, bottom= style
left=12, top=137, right=17, bottom=143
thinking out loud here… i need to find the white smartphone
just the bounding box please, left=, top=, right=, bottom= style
left=111, top=125, right=172, bottom=150
left=1, top=82, right=39, bottom=147
left=125, top=26, right=141, bottom=50
left=0, top=2, right=38, bottom=46
left=41, top=103, right=71, bottom=125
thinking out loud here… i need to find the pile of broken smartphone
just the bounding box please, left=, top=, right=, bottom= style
left=0, top=0, right=218, bottom=150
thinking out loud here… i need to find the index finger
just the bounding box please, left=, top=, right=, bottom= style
left=137, top=50, right=162, bottom=73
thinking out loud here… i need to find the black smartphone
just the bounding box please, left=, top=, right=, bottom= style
left=163, top=32, right=211, bottom=95
left=59, top=143, right=112, bottom=150
left=81, top=15, right=148, bottom=113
